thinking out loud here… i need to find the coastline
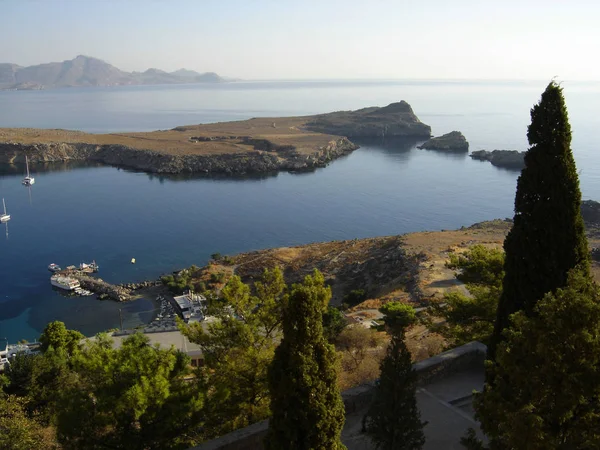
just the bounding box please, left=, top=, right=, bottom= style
left=0, top=101, right=431, bottom=175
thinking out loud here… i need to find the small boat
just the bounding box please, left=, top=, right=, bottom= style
left=48, top=263, right=62, bottom=272
left=22, top=155, right=35, bottom=186
left=131, top=258, right=136, bottom=264
left=0, top=199, right=10, bottom=223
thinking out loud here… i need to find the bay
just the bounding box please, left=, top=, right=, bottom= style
left=1, top=80, right=599, bottom=342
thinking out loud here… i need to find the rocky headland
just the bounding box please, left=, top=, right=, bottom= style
left=417, top=131, right=469, bottom=151
left=305, top=101, right=431, bottom=138
left=470, top=149, right=526, bottom=170
left=160, top=203, right=600, bottom=309
left=0, top=102, right=431, bottom=175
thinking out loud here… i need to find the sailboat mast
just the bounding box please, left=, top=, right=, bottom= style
left=2, top=199, right=6, bottom=215
left=26, top=155, right=30, bottom=178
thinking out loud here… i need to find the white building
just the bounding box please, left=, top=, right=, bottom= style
left=173, top=291, right=207, bottom=323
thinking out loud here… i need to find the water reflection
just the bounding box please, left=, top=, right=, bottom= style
left=352, top=136, right=421, bottom=152
left=0, top=160, right=105, bottom=176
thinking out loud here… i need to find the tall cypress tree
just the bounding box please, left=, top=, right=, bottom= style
left=489, top=81, right=590, bottom=358
left=265, top=270, right=346, bottom=450
left=364, top=302, right=426, bottom=450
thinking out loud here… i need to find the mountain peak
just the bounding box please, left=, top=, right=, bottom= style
left=0, top=56, right=231, bottom=90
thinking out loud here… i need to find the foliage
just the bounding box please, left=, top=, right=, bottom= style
left=322, top=306, right=348, bottom=342
left=364, top=303, right=425, bottom=450
left=4, top=352, right=38, bottom=397
left=0, top=394, right=59, bottom=450
left=39, top=321, right=84, bottom=354
left=336, top=325, right=386, bottom=390
left=265, top=270, right=346, bottom=450
left=54, top=332, right=203, bottom=450
left=181, top=267, right=286, bottom=439
left=161, top=272, right=195, bottom=295
left=430, top=245, right=504, bottom=346
left=209, top=272, right=226, bottom=284
left=436, top=288, right=499, bottom=346
left=490, top=81, right=590, bottom=357
left=28, top=347, right=75, bottom=424
left=343, top=289, right=367, bottom=307
left=447, top=245, right=504, bottom=286
left=379, top=301, right=417, bottom=334
left=211, top=252, right=222, bottom=261
left=476, top=269, right=600, bottom=449
left=460, top=428, right=487, bottom=450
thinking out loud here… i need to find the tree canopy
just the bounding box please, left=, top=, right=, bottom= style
left=430, top=245, right=504, bottom=346
left=265, top=270, right=346, bottom=450
left=181, top=267, right=286, bottom=438
left=490, top=81, right=589, bottom=357
left=476, top=269, right=600, bottom=449
left=364, top=302, right=425, bottom=450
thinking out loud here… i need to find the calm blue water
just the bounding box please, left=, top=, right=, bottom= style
left=1, top=80, right=599, bottom=342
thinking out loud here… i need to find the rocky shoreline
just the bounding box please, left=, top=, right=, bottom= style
left=0, top=137, right=359, bottom=175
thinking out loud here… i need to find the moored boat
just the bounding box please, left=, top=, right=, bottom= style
left=50, top=274, right=80, bottom=290
left=48, top=263, right=62, bottom=272
left=0, top=199, right=9, bottom=223
left=22, top=155, right=35, bottom=186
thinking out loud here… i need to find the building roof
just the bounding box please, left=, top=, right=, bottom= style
left=91, top=330, right=204, bottom=358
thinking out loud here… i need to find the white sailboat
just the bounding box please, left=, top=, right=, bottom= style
left=22, top=155, right=35, bottom=186
left=0, top=198, right=10, bottom=222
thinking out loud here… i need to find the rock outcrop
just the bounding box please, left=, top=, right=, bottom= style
left=417, top=131, right=469, bottom=151
left=470, top=150, right=525, bottom=170
left=304, top=101, right=431, bottom=138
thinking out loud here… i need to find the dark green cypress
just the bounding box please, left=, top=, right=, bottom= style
left=489, top=81, right=590, bottom=358
left=364, top=302, right=425, bottom=450
left=265, top=270, right=346, bottom=450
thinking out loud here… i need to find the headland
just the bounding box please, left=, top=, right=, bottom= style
left=0, top=101, right=431, bottom=175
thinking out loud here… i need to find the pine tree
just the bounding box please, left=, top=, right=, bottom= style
left=476, top=269, right=600, bottom=449
left=489, top=81, right=590, bottom=358
left=265, top=270, right=346, bottom=450
left=364, top=302, right=425, bottom=450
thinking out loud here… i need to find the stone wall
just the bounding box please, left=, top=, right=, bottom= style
left=190, top=341, right=487, bottom=450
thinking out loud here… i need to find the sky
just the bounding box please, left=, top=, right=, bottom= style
left=3, top=0, right=600, bottom=80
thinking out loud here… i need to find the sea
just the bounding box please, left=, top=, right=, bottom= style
left=1, top=80, right=599, bottom=342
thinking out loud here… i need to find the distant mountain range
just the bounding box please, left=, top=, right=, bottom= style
left=0, top=55, right=233, bottom=90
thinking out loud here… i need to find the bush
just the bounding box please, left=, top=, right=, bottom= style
left=343, top=289, right=367, bottom=307
left=210, top=272, right=226, bottom=284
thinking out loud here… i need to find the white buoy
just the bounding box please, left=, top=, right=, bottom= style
left=131, top=258, right=136, bottom=264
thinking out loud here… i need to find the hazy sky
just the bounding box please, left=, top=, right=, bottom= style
left=3, top=0, right=600, bottom=80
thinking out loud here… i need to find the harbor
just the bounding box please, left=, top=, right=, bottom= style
left=49, top=260, right=102, bottom=297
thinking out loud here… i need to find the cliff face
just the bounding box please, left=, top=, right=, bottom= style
left=0, top=138, right=358, bottom=174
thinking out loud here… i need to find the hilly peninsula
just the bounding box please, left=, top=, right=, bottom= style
left=0, top=55, right=229, bottom=90
left=0, top=101, right=431, bottom=175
